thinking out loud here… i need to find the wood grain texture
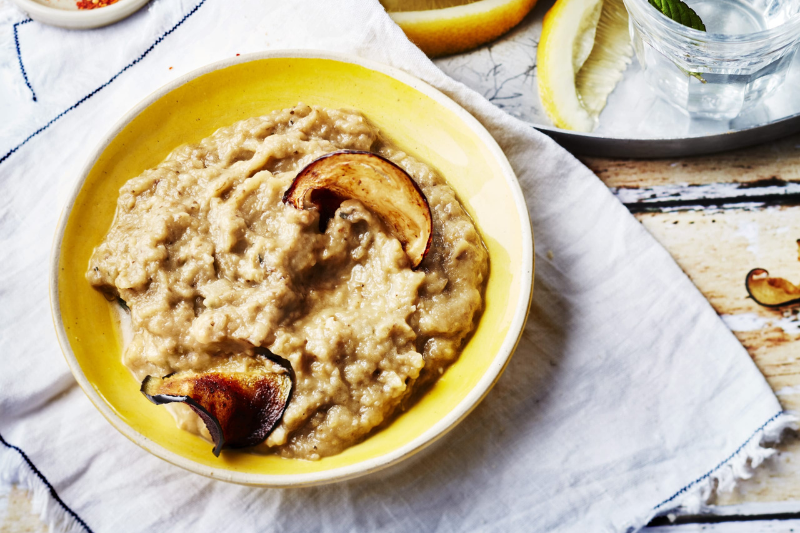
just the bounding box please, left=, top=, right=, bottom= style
left=586, top=143, right=800, bottom=512
left=582, top=133, right=800, bottom=189
left=631, top=207, right=800, bottom=508
left=648, top=520, right=800, bottom=532
left=0, top=486, right=47, bottom=533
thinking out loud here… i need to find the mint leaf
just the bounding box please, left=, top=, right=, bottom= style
left=648, top=0, right=706, bottom=31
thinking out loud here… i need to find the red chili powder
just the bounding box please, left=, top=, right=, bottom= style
left=76, top=0, right=119, bottom=9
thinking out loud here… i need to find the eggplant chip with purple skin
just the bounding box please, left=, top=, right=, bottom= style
left=283, top=150, right=433, bottom=269
left=745, top=268, right=800, bottom=308
left=141, top=361, right=292, bottom=456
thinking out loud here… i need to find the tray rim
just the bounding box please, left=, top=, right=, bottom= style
left=532, top=111, right=800, bottom=158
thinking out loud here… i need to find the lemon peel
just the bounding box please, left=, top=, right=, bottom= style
left=537, top=0, right=632, bottom=132
left=382, top=0, right=538, bottom=58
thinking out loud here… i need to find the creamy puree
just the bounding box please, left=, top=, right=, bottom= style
left=87, top=104, right=488, bottom=459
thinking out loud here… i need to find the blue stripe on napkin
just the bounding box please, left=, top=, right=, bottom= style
left=0, top=0, right=208, bottom=167
left=12, top=19, right=36, bottom=102
left=0, top=432, right=94, bottom=533
left=654, top=410, right=785, bottom=511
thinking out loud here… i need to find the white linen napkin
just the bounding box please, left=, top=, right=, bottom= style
left=0, top=1, right=792, bottom=531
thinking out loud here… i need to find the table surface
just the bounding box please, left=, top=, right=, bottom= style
left=5, top=134, right=800, bottom=532
left=583, top=132, right=800, bottom=531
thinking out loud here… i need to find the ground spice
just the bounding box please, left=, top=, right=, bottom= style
left=76, top=0, right=119, bottom=9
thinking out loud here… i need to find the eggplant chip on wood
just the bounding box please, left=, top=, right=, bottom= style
left=745, top=268, right=800, bottom=308
left=141, top=360, right=292, bottom=456
left=283, top=150, right=433, bottom=268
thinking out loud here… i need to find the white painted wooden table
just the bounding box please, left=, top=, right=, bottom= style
left=583, top=132, right=800, bottom=531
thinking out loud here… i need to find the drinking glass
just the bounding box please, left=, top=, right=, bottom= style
left=622, top=0, right=800, bottom=120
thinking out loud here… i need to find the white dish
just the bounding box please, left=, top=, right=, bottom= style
left=9, top=0, right=149, bottom=30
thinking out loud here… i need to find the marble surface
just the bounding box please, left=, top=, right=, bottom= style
left=434, top=0, right=800, bottom=140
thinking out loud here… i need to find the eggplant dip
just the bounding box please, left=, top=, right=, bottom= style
left=87, top=104, right=488, bottom=460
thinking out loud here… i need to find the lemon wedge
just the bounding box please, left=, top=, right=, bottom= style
left=537, top=0, right=632, bottom=132
left=381, top=0, right=538, bottom=58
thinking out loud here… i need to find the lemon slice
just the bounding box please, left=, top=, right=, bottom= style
left=537, top=0, right=632, bottom=132
left=381, top=0, right=538, bottom=58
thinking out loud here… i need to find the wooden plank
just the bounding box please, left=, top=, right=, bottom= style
left=632, top=205, right=800, bottom=511
left=0, top=486, right=47, bottom=533
left=647, top=519, right=800, bottom=532
left=613, top=181, right=800, bottom=212
left=581, top=132, right=800, bottom=189
left=581, top=136, right=800, bottom=515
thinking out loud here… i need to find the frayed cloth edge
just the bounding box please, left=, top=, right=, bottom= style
left=0, top=434, right=91, bottom=533
left=630, top=411, right=797, bottom=530
left=3, top=412, right=795, bottom=533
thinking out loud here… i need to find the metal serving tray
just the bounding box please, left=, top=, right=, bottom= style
left=433, top=0, right=800, bottom=158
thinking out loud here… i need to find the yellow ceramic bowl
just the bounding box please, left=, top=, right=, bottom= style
left=50, top=51, right=533, bottom=487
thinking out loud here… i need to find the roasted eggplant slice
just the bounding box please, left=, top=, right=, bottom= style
left=283, top=150, right=433, bottom=268
left=141, top=362, right=292, bottom=456
left=745, top=268, right=800, bottom=308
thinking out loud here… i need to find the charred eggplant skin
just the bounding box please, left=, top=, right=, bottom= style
left=141, top=380, right=227, bottom=456
left=283, top=150, right=433, bottom=268
left=745, top=268, right=800, bottom=308
left=141, top=356, right=292, bottom=457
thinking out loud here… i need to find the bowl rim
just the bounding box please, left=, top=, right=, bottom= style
left=9, top=0, right=151, bottom=29
left=49, top=49, right=534, bottom=487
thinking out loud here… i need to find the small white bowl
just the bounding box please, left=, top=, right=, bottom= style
left=9, top=0, right=149, bottom=29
